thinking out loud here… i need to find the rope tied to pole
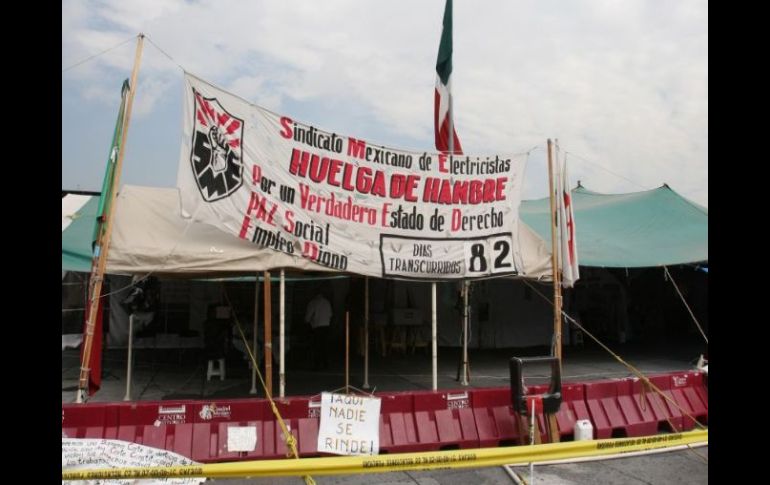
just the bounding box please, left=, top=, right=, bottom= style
left=663, top=266, right=708, bottom=344
left=522, top=280, right=708, bottom=463
left=222, top=285, right=316, bottom=485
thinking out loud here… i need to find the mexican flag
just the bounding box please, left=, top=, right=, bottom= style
left=557, top=153, right=580, bottom=288
left=82, top=79, right=129, bottom=397
left=434, top=0, right=463, bottom=154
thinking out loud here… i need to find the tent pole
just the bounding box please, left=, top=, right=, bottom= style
left=345, top=310, right=350, bottom=394
left=263, top=270, right=272, bottom=396
left=460, top=281, right=469, bottom=386
left=363, top=277, right=370, bottom=389
left=76, top=34, right=145, bottom=403
left=432, top=282, right=438, bottom=391
left=546, top=139, right=564, bottom=365
left=123, top=314, right=134, bottom=401
left=279, top=269, right=285, bottom=398
left=250, top=275, right=260, bottom=395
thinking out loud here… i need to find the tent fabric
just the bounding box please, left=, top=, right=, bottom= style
left=62, top=195, right=99, bottom=272
left=62, top=183, right=708, bottom=275
left=101, top=185, right=552, bottom=279
left=520, top=185, right=708, bottom=267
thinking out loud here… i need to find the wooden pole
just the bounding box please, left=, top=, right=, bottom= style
left=263, top=270, right=272, bottom=396
left=76, top=33, right=145, bottom=403
left=345, top=310, right=350, bottom=394
left=363, top=277, right=370, bottom=389
left=250, top=275, right=260, bottom=395
left=546, top=139, right=563, bottom=364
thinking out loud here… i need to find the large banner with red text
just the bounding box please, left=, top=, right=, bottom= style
left=177, top=73, right=528, bottom=280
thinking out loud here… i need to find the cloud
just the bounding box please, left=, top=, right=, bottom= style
left=62, top=0, right=707, bottom=206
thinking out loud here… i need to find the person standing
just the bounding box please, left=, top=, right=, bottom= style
left=305, top=289, right=332, bottom=369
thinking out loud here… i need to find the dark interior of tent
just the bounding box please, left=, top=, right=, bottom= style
left=62, top=264, right=708, bottom=380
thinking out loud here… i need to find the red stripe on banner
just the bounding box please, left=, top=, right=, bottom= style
left=202, top=99, right=215, bottom=121
left=217, top=112, right=230, bottom=127
left=229, top=139, right=240, bottom=149
left=226, top=119, right=241, bottom=135
left=196, top=109, right=208, bottom=127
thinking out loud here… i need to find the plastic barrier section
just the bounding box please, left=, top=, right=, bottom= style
left=61, top=371, right=707, bottom=462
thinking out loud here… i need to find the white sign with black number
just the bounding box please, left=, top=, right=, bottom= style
left=317, top=392, right=381, bottom=456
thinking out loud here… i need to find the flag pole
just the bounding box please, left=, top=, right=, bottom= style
left=445, top=0, right=470, bottom=387
left=546, top=139, right=563, bottom=365
left=76, top=33, right=145, bottom=403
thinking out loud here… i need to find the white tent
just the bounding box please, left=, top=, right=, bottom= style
left=105, top=185, right=553, bottom=279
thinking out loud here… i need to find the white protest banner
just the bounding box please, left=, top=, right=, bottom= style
left=177, top=73, right=528, bottom=280
left=316, top=392, right=381, bottom=456
left=61, top=438, right=204, bottom=485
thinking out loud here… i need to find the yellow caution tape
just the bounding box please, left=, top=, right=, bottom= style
left=62, top=429, right=707, bottom=481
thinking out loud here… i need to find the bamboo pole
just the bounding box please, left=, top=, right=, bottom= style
left=76, top=34, right=145, bottom=403
left=263, top=270, right=272, bottom=396
left=546, top=139, right=563, bottom=364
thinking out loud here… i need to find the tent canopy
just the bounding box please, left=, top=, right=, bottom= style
left=62, top=183, right=707, bottom=276
left=520, top=184, right=708, bottom=267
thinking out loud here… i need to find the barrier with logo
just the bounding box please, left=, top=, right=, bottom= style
left=61, top=371, right=707, bottom=462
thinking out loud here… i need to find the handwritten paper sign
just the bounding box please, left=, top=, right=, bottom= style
left=61, top=438, right=204, bottom=485
left=227, top=426, right=257, bottom=452
left=316, top=392, right=381, bottom=455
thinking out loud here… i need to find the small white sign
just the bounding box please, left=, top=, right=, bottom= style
left=227, top=426, right=257, bottom=452
left=317, top=392, right=381, bottom=456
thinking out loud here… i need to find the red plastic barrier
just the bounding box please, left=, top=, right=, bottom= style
left=669, top=371, right=708, bottom=429
left=61, top=371, right=707, bottom=463
left=551, top=383, right=592, bottom=440
left=615, top=379, right=658, bottom=437
left=412, top=391, right=478, bottom=450
left=584, top=379, right=657, bottom=438
left=470, top=388, right=525, bottom=446
left=631, top=376, right=679, bottom=432
left=62, top=403, right=119, bottom=439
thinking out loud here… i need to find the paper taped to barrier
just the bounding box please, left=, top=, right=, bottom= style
left=317, top=392, right=381, bottom=456
left=61, top=438, right=205, bottom=485
left=227, top=426, right=257, bottom=452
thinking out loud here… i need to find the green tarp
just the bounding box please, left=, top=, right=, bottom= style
left=520, top=184, right=707, bottom=267
left=62, top=196, right=99, bottom=273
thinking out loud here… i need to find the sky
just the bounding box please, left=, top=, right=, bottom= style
left=62, top=0, right=708, bottom=207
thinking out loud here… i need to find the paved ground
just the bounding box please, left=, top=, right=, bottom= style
left=62, top=339, right=705, bottom=402
left=61, top=339, right=708, bottom=484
